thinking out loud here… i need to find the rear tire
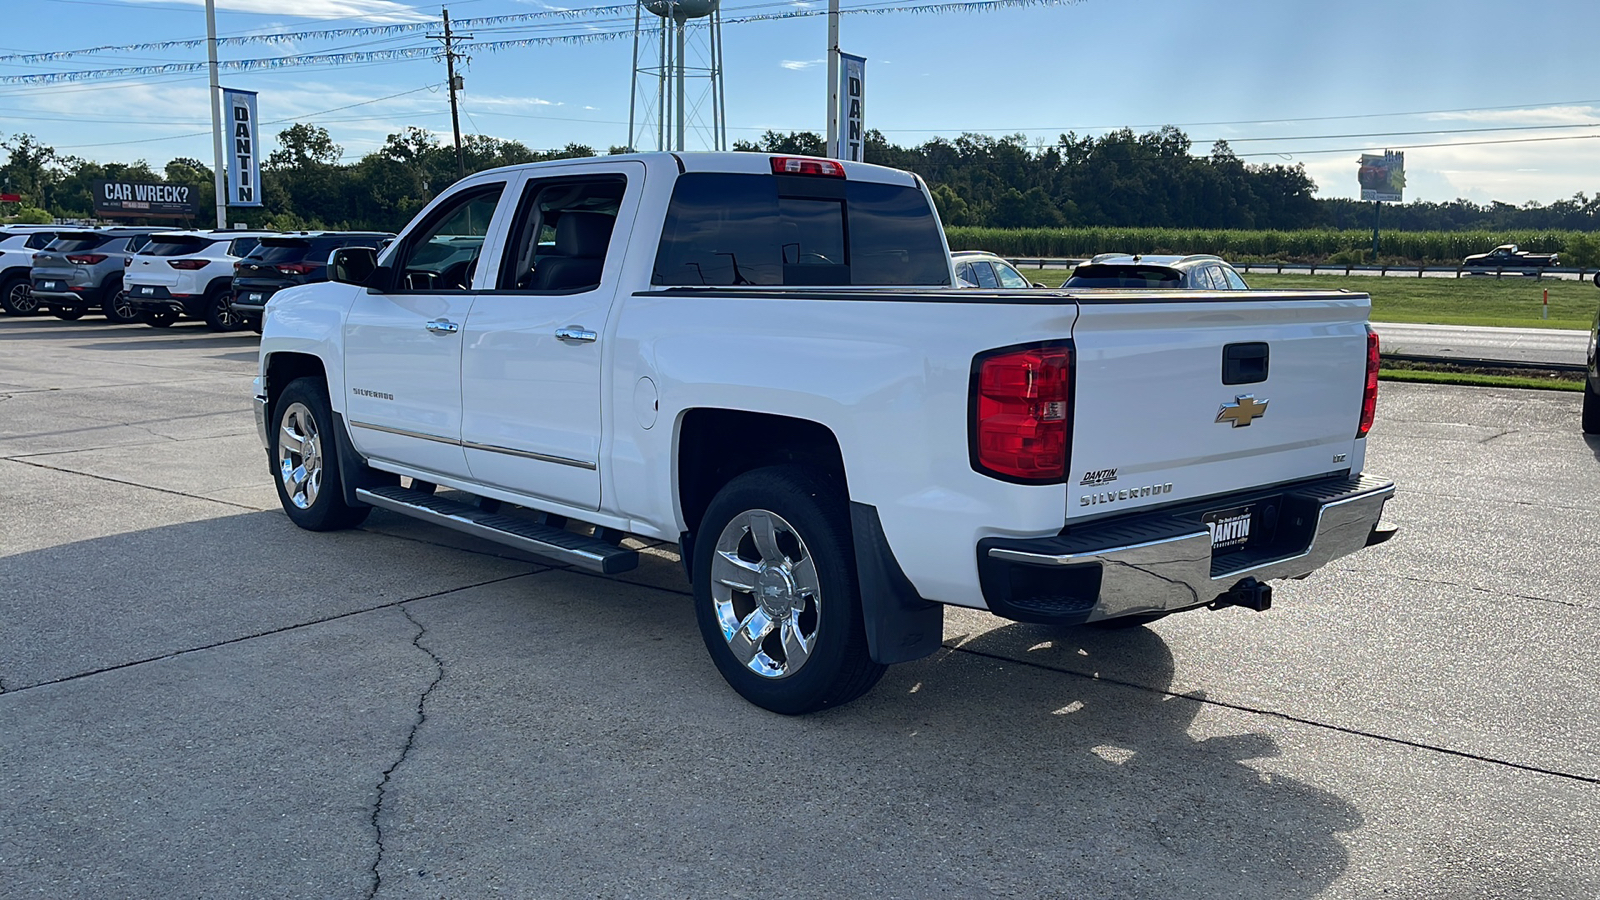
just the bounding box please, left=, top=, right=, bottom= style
left=692, top=465, right=885, bottom=714
left=103, top=290, right=141, bottom=324
left=1583, top=376, right=1600, bottom=435
left=141, top=309, right=178, bottom=328
left=270, top=377, right=372, bottom=531
left=1, top=275, right=39, bottom=315
left=203, top=289, right=245, bottom=331
left=52, top=305, right=85, bottom=321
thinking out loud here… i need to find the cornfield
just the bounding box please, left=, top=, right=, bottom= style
left=944, top=227, right=1600, bottom=268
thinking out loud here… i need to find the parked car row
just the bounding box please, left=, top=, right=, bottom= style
left=951, top=250, right=1253, bottom=291
left=0, top=224, right=392, bottom=331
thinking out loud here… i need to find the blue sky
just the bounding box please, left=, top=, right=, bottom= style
left=2, top=0, right=1597, bottom=205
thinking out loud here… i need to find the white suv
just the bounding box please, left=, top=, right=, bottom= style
left=0, top=226, right=62, bottom=315
left=123, top=230, right=276, bottom=330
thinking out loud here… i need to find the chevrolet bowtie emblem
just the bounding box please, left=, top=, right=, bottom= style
left=1216, top=394, right=1269, bottom=427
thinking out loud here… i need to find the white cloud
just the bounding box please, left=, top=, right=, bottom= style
left=122, top=0, right=432, bottom=23
left=1428, top=105, right=1600, bottom=126
left=780, top=59, right=823, bottom=71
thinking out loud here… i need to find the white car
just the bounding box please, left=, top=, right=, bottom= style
left=122, top=230, right=276, bottom=329
left=0, top=225, right=62, bottom=315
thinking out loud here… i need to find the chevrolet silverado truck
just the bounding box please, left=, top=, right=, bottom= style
left=254, top=152, right=1395, bottom=714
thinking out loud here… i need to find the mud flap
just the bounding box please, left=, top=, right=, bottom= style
left=850, top=502, right=944, bottom=665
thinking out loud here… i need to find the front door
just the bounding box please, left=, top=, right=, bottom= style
left=460, top=161, right=644, bottom=511
left=343, top=182, right=509, bottom=480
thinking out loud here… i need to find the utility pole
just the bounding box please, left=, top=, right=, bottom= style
left=429, top=9, right=471, bottom=179
left=205, top=0, right=227, bottom=229
left=824, top=0, right=840, bottom=157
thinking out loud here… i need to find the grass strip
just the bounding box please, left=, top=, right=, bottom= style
left=1379, top=368, right=1583, bottom=391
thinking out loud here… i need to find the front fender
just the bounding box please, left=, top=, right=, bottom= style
left=258, top=282, right=364, bottom=415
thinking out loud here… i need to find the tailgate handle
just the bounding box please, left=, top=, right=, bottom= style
left=1223, top=342, right=1269, bottom=385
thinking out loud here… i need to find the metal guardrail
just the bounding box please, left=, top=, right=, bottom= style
left=1005, top=257, right=1598, bottom=284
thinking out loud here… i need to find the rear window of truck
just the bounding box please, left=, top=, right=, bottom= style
left=652, top=173, right=950, bottom=287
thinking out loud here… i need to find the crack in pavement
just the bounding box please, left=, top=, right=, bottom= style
left=0, top=571, right=534, bottom=695
left=367, top=603, right=445, bottom=900
left=3, top=456, right=263, bottom=512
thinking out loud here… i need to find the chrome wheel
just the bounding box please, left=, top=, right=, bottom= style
left=710, top=509, right=821, bottom=679
left=277, top=401, right=323, bottom=510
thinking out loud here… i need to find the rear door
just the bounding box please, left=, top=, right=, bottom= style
left=343, top=182, right=510, bottom=480
left=1066, top=291, right=1371, bottom=521
left=459, top=160, right=643, bottom=510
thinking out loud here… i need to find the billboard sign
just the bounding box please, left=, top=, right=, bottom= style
left=1358, top=150, right=1405, bottom=202
left=91, top=180, right=198, bottom=218
left=224, top=87, right=262, bottom=207
left=829, top=53, right=866, bottom=161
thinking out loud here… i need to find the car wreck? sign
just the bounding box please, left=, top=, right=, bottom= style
left=91, top=180, right=198, bottom=218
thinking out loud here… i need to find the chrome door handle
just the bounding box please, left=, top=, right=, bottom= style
left=425, top=318, right=459, bottom=335
left=555, top=326, right=597, bottom=343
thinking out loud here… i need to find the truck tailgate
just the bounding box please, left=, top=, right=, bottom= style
left=1066, top=290, right=1372, bottom=521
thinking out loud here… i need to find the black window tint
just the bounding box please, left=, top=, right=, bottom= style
left=653, top=173, right=948, bottom=287
left=845, top=181, right=949, bottom=285
left=228, top=237, right=261, bottom=257
left=972, top=261, right=999, bottom=288
left=50, top=234, right=108, bottom=253
left=251, top=240, right=312, bottom=263
left=654, top=174, right=782, bottom=286
left=125, top=234, right=151, bottom=252
left=144, top=237, right=213, bottom=257
left=25, top=232, right=58, bottom=249
left=1065, top=265, right=1183, bottom=289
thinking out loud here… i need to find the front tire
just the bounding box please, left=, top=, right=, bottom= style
left=270, top=377, right=372, bottom=531
left=1, top=275, right=39, bottom=315
left=692, top=466, right=884, bottom=714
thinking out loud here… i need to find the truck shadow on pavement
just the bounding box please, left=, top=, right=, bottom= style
left=0, top=513, right=1362, bottom=899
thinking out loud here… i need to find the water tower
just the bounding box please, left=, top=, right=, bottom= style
left=629, top=0, right=726, bottom=152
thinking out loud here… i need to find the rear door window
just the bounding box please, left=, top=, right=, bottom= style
left=653, top=172, right=949, bottom=287
left=25, top=232, right=58, bottom=250
left=970, top=261, right=999, bottom=288
left=227, top=237, right=262, bottom=257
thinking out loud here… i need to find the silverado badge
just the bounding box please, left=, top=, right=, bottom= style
left=1216, top=394, right=1269, bottom=428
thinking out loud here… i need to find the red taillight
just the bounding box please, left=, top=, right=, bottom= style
left=770, top=156, right=846, bottom=178
left=66, top=254, right=107, bottom=265
left=276, top=263, right=314, bottom=275
left=168, top=259, right=208, bottom=270
left=1358, top=329, right=1380, bottom=438
left=973, top=344, right=1072, bottom=482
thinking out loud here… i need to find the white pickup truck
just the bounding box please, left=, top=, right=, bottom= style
left=254, top=152, right=1394, bottom=714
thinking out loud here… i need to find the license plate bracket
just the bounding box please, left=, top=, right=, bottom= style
left=1204, top=499, right=1281, bottom=552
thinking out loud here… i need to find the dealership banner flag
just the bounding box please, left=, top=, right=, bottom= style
left=830, top=53, right=866, bottom=161
left=224, top=88, right=262, bottom=207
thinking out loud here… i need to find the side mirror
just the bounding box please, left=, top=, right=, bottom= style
left=330, top=246, right=378, bottom=286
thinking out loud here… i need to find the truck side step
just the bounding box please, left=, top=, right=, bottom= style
left=355, top=486, right=639, bottom=575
